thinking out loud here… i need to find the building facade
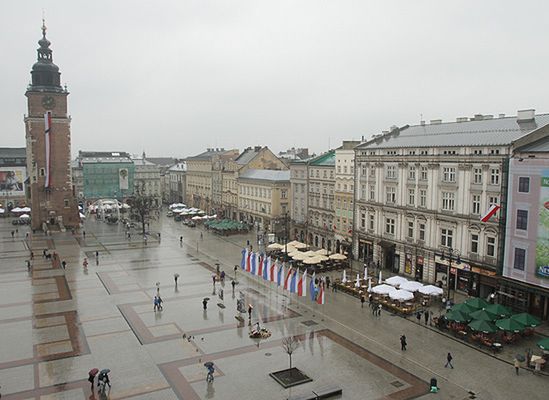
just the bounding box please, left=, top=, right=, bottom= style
left=501, top=130, right=549, bottom=319
left=168, top=162, right=186, bottom=203
left=24, top=23, right=79, bottom=230
left=307, top=151, right=336, bottom=250
left=334, top=141, right=360, bottom=255
left=133, top=154, right=162, bottom=206
left=0, top=148, right=27, bottom=209
left=289, top=159, right=309, bottom=242
left=80, top=151, right=134, bottom=201
left=354, top=111, right=549, bottom=299
left=237, top=169, right=291, bottom=233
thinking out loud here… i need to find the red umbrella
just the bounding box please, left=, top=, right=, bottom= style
left=88, top=368, right=99, bottom=377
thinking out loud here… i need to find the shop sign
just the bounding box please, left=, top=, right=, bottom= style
left=471, top=266, right=497, bottom=277
left=405, top=253, right=412, bottom=274
left=435, top=255, right=471, bottom=271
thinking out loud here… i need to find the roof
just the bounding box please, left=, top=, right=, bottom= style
left=309, top=151, right=335, bottom=166
left=235, top=147, right=262, bottom=165
left=0, top=147, right=26, bottom=158
left=132, top=158, right=156, bottom=166
left=146, top=157, right=177, bottom=166
left=238, top=169, right=290, bottom=182
left=515, top=135, right=549, bottom=152
left=169, top=163, right=187, bottom=172
left=81, top=151, right=133, bottom=164
left=358, top=114, right=549, bottom=149
left=186, top=149, right=228, bottom=161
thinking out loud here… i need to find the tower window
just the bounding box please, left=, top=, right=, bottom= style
left=39, top=168, right=45, bottom=176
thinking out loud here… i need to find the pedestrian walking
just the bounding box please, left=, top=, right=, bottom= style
left=200, top=232, right=204, bottom=240
left=445, top=352, right=454, bottom=368
left=153, top=296, right=159, bottom=311
left=174, top=273, right=179, bottom=286
left=400, top=335, right=407, bottom=351
left=360, top=295, right=365, bottom=308
left=43, top=249, right=47, bottom=258
left=514, top=359, right=520, bottom=375
left=368, top=294, right=373, bottom=306
left=11, top=231, right=14, bottom=238
left=248, top=304, right=253, bottom=320
left=157, top=296, right=163, bottom=311
left=61, top=260, right=67, bottom=270
left=179, top=236, right=183, bottom=244
left=83, top=258, right=88, bottom=268
left=326, top=276, right=331, bottom=289
left=424, top=310, right=430, bottom=325
left=26, top=260, right=31, bottom=271
left=95, top=250, right=99, bottom=259
left=25, top=232, right=29, bottom=239
left=377, top=303, right=382, bottom=317
left=203, top=298, right=208, bottom=310
left=30, top=251, right=34, bottom=260
left=82, top=230, right=86, bottom=238
left=416, top=311, right=422, bottom=324
left=158, top=232, right=161, bottom=240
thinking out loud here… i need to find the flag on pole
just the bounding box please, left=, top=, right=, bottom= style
left=44, top=111, right=52, bottom=188
left=364, top=266, right=368, bottom=280
left=378, top=270, right=382, bottom=283
left=317, top=281, right=325, bottom=305
left=277, top=263, right=285, bottom=286
left=269, top=258, right=276, bottom=282
left=246, top=251, right=251, bottom=272
left=256, top=253, right=263, bottom=276
left=262, top=256, right=269, bottom=280
left=342, top=269, right=347, bottom=283
left=240, top=248, right=246, bottom=269
left=309, top=272, right=316, bottom=301
left=355, top=273, right=361, bottom=288
left=250, top=252, right=257, bottom=275
left=298, top=269, right=307, bottom=297
left=290, top=268, right=298, bottom=293
left=284, top=266, right=293, bottom=290
left=481, top=204, right=501, bottom=222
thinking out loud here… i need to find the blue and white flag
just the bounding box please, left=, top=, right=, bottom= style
left=240, top=248, right=247, bottom=269
left=277, top=263, right=285, bottom=286
left=262, top=256, right=269, bottom=280
left=309, top=272, right=316, bottom=301
left=251, top=252, right=257, bottom=275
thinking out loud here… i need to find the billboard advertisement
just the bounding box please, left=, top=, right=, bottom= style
left=119, top=168, right=129, bottom=190
left=537, top=169, right=549, bottom=279
left=0, top=167, right=25, bottom=196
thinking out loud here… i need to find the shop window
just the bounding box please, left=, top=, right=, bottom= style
left=513, top=248, right=526, bottom=271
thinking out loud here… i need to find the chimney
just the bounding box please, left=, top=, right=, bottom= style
left=517, top=109, right=535, bottom=121
left=430, top=119, right=442, bottom=125
left=473, top=114, right=484, bottom=121
left=456, top=117, right=468, bottom=123
left=499, top=113, right=505, bottom=118
left=254, top=146, right=261, bottom=152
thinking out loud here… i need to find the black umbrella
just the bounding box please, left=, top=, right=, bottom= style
left=204, top=361, right=214, bottom=368
left=203, top=297, right=210, bottom=301
left=515, top=354, right=526, bottom=362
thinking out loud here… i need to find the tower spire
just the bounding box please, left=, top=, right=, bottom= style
left=29, top=19, right=62, bottom=90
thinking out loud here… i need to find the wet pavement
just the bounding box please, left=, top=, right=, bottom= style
left=0, top=215, right=547, bottom=399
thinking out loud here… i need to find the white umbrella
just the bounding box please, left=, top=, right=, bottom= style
left=371, top=284, right=397, bottom=295
left=400, top=281, right=424, bottom=292
left=294, top=242, right=307, bottom=249
left=303, top=250, right=316, bottom=257
left=364, top=266, right=368, bottom=280
left=20, top=207, right=31, bottom=212
left=287, top=240, right=300, bottom=246
left=0, top=208, right=4, bottom=213
left=418, top=285, right=444, bottom=296
left=315, top=249, right=330, bottom=256
left=292, top=252, right=308, bottom=261
left=329, top=253, right=347, bottom=260
left=267, top=243, right=283, bottom=250
left=367, top=278, right=372, bottom=292
left=79, top=213, right=86, bottom=219
left=303, top=257, right=320, bottom=265
left=191, top=216, right=202, bottom=220
left=315, top=254, right=329, bottom=262
left=355, top=273, right=361, bottom=288
left=389, top=289, right=415, bottom=301
left=342, top=269, right=347, bottom=283
left=11, top=207, right=22, bottom=213
left=385, top=276, right=408, bottom=287
left=19, top=214, right=30, bottom=219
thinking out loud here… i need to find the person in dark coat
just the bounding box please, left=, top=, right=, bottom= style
left=445, top=352, right=454, bottom=368
left=360, top=295, right=366, bottom=308
left=400, top=335, right=407, bottom=351
left=424, top=310, right=430, bottom=325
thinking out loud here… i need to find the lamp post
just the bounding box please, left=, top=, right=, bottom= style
left=440, top=247, right=460, bottom=302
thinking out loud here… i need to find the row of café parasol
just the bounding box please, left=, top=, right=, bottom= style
left=266, top=241, right=349, bottom=272
left=335, top=272, right=444, bottom=315
left=167, top=203, right=217, bottom=222
left=0, top=206, right=32, bottom=222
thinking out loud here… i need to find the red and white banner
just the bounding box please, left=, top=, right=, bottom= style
left=481, top=204, right=500, bottom=222
left=44, top=111, right=52, bottom=188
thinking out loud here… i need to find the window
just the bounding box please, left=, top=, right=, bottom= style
left=385, top=218, right=395, bottom=235
left=360, top=212, right=366, bottom=229
left=40, top=168, right=45, bottom=176
left=518, top=177, right=530, bottom=193
left=369, top=214, right=375, bottom=230
left=488, top=196, right=499, bottom=207
left=350, top=166, right=354, bottom=175
left=281, top=190, right=287, bottom=199
left=473, top=168, right=482, bottom=184
left=323, top=170, right=327, bottom=178
left=337, top=166, right=341, bottom=173
left=361, top=184, right=366, bottom=199
left=408, top=188, right=415, bottom=206
left=64, top=199, right=69, bottom=207
left=343, top=166, right=347, bottom=174
left=441, top=228, right=453, bottom=247
left=407, top=221, right=414, bottom=238
left=386, top=187, right=396, bottom=203
left=472, top=194, right=481, bottom=214
left=442, top=167, right=456, bottom=182
left=419, top=189, right=427, bottom=207
left=486, top=236, right=496, bottom=257
left=490, top=168, right=500, bottom=185
left=516, top=209, right=528, bottom=230
left=386, top=165, right=396, bottom=179
left=419, top=223, right=425, bottom=241
left=361, top=164, right=367, bottom=177
left=471, top=234, right=479, bottom=253
left=369, top=185, right=375, bottom=201
left=513, top=248, right=526, bottom=271
left=369, top=168, right=376, bottom=178
left=442, top=192, right=455, bottom=211
left=420, top=166, right=428, bottom=180
left=408, top=166, right=416, bottom=180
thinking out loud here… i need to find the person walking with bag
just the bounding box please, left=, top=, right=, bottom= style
left=445, top=352, right=454, bottom=368
left=400, top=334, right=407, bottom=351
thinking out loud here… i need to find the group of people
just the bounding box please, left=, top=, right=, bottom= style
left=154, top=295, right=163, bottom=311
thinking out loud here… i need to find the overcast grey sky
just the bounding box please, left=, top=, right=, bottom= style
left=3, top=1, right=549, bottom=158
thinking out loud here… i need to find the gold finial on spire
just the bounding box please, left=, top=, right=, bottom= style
left=41, top=10, right=47, bottom=38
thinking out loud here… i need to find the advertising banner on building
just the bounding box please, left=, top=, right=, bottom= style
left=537, top=169, right=549, bottom=279
left=119, top=168, right=129, bottom=190
left=0, top=167, right=25, bottom=195
left=404, top=253, right=412, bottom=274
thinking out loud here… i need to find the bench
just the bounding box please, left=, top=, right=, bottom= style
left=288, top=386, right=342, bottom=400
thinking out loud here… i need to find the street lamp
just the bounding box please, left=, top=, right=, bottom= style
left=440, top=247, right=460, bottom=302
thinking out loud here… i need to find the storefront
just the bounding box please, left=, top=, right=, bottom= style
left=470, top=266, right=498, bottom=299
left=358, top=239, right=373, bottom=264
left=499, top=278, right=549, bottom=320
left=435, top=255, right=472, bottom=296
left=415, top=255, right=424, bottom=282
left=404, top=253, right=413, bottom=276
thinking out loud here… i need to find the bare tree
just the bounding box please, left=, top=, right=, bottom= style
left=281, top=336, right=300, bottom=371
left=129, top=180, right=156, bottom=235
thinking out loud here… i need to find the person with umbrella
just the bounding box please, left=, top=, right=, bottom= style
left=203, top=298, right=209, bottom=310
left=97, top=368, right=111, bottom=393
left=204, top=362, right=214, bottom=382
left=88, top=368, right=99, bottom=391
left=174, top=273, right=180, bottom=287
